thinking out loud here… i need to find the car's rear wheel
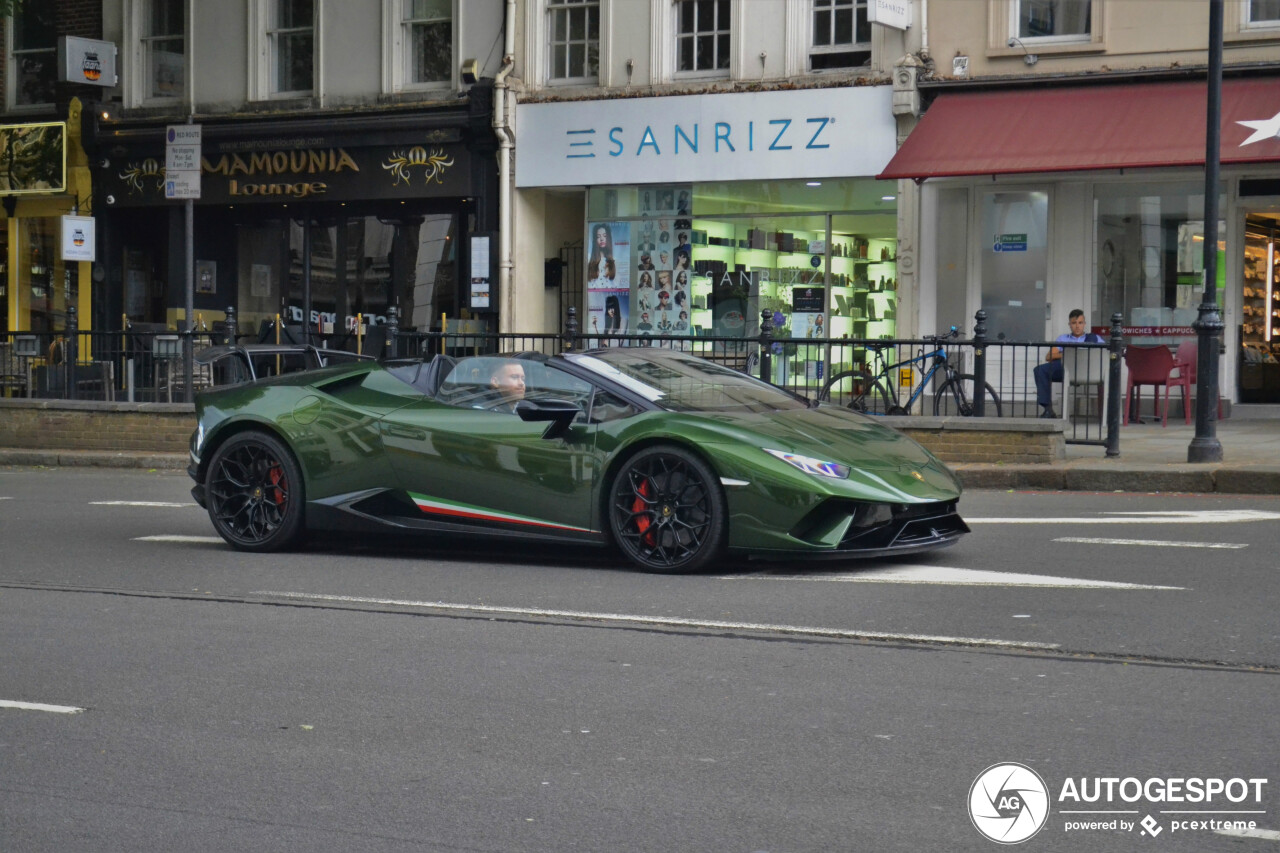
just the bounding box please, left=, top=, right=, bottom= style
left=205, top=431, right=305, bottom=552
left=608, top=445, right=726, bottom=573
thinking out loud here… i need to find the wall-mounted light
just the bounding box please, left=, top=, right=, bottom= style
left=461, top=59, right=479, bottom=85
left=1006, top=38, right=1039, bottom=66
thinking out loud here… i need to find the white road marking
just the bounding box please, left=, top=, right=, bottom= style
left=91, top=501, right=194, bottom=508
left=253, top=591, right=1061, bottom=650
left=134, top=535, right=223, bottom=544
left=0, top=700, right=85, bottom=714
left=1055, top=537, right=1247, bottom=550
left=1214, top=827, right=1280, bottom=841
left=0, top=496, right=12, bottom=500
left=969, top=510, right=1280, bottom=525
left=721, top=566, right=1182, bottom=590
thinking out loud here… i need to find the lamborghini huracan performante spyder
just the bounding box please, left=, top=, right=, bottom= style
left=188, top=348, right=969, bottom=573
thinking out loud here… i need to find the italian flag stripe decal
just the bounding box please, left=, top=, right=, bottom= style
left=409, top=492, right=595, bottom=534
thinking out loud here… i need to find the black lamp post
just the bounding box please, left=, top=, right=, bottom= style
left=1189, top=0, right=1225, bottom=463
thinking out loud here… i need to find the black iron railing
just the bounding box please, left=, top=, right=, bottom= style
left=2, top=307, right=1126, bottom=451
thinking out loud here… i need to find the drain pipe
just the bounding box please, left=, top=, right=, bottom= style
left=493, top=0, right=516, bottom=331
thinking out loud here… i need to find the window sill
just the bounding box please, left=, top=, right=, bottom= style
left=1226, top=26, right=1280, bottom=44
left=987, top=40, right=1104, bottom=59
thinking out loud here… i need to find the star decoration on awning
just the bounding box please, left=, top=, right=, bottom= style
left=1237, top=110, right=1280, bottom=146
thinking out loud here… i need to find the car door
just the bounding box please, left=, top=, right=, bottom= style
left=379, top=357, right=603, bottom=539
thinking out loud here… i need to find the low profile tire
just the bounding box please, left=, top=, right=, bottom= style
left=608, top=445, right=727, bottom=574
left=205, top=430, right=305, bottom=552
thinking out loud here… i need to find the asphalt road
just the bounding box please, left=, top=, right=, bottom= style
left=2, top=467, right=1278, bottom=852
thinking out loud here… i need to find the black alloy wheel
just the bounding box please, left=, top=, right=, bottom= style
left=205, top=431, right=305, bottom=552
left=609, top=445, right=727, bottom=573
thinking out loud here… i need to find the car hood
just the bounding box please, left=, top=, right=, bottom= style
left=699, top=405, right=961, bottom=495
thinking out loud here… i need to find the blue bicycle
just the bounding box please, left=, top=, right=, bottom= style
left=817, top=328, right=1002, bottom=416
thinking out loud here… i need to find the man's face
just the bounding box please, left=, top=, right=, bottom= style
left=491, top=364, right=526, bottom=400
left=1069, top=315, right=1087, bottom=335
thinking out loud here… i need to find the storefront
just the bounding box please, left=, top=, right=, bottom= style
left=1, top=106, right=95, bottom=336
left=879, top=75, right=1280, bottom=409
left=515, top=85, right=902, bottom=380
left=86, top=96, right=498, bottom=340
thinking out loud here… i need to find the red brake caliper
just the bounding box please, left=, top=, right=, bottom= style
left=267, top=465, right=286, bottom=506
left=631, top=478, right=655, bottom=546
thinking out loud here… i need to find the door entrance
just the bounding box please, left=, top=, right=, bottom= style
left=979, top=190, right=1049, bottom=343
left=1241, top=212, right=1280, bottom=404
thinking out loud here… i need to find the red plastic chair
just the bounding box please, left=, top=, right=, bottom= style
left=1167, top=341, right=1222, bottom=424
left=1123, top=345, right=1176, bottom=426
left=1167, top=341, right=1196, bottom=425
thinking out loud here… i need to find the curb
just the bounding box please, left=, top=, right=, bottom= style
left=3, top=451, right=1279, bottom=494
left=0, top=450, right=187, bottom=470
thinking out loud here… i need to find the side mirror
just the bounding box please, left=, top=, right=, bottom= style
left=515, top=399, right=582, bottom=439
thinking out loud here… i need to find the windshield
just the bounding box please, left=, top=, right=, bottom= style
left=568, top=349, right=808, bottom=414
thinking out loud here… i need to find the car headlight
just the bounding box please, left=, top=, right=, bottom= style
left=764, top=449, right=850, bottom=479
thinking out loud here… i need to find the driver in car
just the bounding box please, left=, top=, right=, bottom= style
left=485, top=361, right=527, bottom=413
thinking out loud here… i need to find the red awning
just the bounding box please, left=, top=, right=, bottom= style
left=878, top=78, right=1280, bottom=180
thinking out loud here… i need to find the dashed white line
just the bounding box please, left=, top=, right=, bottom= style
left=134, top=535, right=223, bottom=544
left=722, top=566, right=1182, bottom=590
left=0, top=700, right=85, bottom=714
left=1214, top=827, right=1280, bottom=841
left=91, top=501, right=194, bottom=508
left=1054, top=537, right=1247, bottom=550
left=253, top=591, right=1061, bottom=650
left=969, top=510, right=1280, bottom=525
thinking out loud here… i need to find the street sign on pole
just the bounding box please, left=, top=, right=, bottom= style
left=165, top=123, right=202, bottom=200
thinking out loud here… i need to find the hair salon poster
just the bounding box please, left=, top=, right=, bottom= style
left=586, top=221, right=630, bottom=337
left=631, top=189, right=693, bottom=335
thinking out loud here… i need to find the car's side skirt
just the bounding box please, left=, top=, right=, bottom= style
left=306, top=488, right=606, bottom=546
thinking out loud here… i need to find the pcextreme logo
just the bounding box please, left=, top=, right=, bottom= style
left=969, top=763, right=1271, bottom=844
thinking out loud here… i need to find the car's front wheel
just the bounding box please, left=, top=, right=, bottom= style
left=608, top=445, right=726, bottom=573
left=205, top=430, right=305, bottom=552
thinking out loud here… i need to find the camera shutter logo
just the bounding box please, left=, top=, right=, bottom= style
left=969, top=763, right=1050, bottom=844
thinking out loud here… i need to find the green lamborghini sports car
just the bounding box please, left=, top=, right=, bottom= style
left=188, top=347, right=968, bottom=573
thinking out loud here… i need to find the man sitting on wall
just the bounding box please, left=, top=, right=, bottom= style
left=1034, top=308, right=1104, bottom=419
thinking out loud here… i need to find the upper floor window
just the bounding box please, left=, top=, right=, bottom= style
left=676, top=0, right=730, bottom=75
left=810, top=0, right=870, bottom=71
left=1246, top=0, right=1280, bottom=28
left=548, top=0, right=599, bottom=82
left=11, top=4, right=56, bottom=108
left=270, top=0, right=314, bottom=94
left=142, top=0, right=185, bottom=100
left=404, top=0, right=452, bottom=84
left=1015, top=0, right=1091, bottom=42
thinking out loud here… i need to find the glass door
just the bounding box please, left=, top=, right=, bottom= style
left=979, top=190, right=1049, bottom=343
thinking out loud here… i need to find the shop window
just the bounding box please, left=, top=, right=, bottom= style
left=1246, top=0, right=1280, bottom=27
left=1241, top=215, right=1280, bottom=403
left=584, top=179, right=899, bottom=390
left=9, top=3, right=56, bottom=109
left=548, top=0, right=599, bottom=83
left=810, top=0, right=870, bottom=71
left=141, top=0, right=185, bottom=101
left=1092, top=181, right=1224, bottom=347
left=270, top=0, right=315, bottom=95
left=1014, top=0, right=1091, bottom=42
left=676, top=0, right=731, bottom=76
left=24, top=219, right=64, bottom=334
left=236, top=214, right=456, bottom=339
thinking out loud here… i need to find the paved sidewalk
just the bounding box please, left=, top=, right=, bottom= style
left=955, top=419, right=1280, bottom=494
left=1, top=419, right=1277, bottom=494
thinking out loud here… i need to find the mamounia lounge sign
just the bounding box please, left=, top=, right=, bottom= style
left=105, top=142, right=469, bottom=206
